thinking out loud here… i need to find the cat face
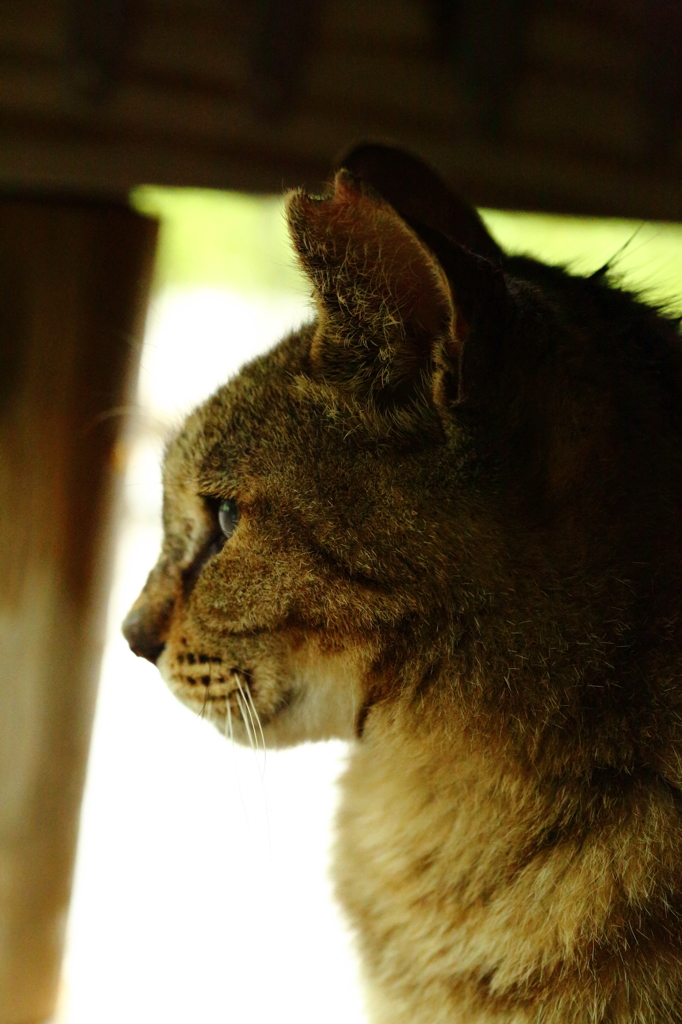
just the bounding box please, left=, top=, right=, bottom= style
left=121, top=317, right=487, bottom=747
left=123, top=165, right=497, bottom=745
left=122, top=333, right=373, bottom=746
left=124, top=148, right=682, bottom=759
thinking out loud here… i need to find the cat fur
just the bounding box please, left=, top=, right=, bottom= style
left=123, top=145, right=682, bottom=1023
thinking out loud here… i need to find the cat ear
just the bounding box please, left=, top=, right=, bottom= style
left=286, top=169, right=505, bottom=415
left=336, top=143, right=503, bottom=263
left=287, top=170, right=454, bottom=409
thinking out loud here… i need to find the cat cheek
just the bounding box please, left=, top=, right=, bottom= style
left=189, top=554, right=309, bottom=634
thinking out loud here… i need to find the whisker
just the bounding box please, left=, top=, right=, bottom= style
left=81, top=404, right=139, bottom=436
left=233, top=678, right=271, bottom=857
left=606, top=224, right=646, bottom=269
left=234, top=673, right=266, bottom=777
left=199, top=685, right=209, bottom=719
left=225, top=698, right=256, bottom=837
left=234, top=674, right=259, bottom=744
left=235, top=690, right=256, bottom=752
left=245, top=686, right=267, bottom=771
left=224, top=699, right=234, bottom=743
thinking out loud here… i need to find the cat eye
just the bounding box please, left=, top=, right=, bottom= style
left=217, top=498, right=240, bottom=540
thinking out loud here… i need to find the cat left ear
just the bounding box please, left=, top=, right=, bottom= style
left=336, top=142, right=503, bottom=264
left=286, top=169, right=503, bottom=415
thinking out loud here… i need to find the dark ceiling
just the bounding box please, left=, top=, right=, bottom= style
left=1, top=0, right=681, bottom=219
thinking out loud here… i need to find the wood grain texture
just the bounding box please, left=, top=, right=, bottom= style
left=0, top=0, right=678, bottom=218
left=0, top=197, right=157, bottom=1024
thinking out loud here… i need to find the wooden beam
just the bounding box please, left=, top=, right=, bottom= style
left=0, top=0, right=678, bottom=220
left=0, top=196, right=157, bottom=1024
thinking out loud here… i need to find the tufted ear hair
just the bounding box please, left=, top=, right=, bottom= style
left=336, top=142, right=503, bottom=263
left=286, top=168, right=507, bottom=417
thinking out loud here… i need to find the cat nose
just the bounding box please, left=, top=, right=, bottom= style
left=122, top=606, right=166, bottom=664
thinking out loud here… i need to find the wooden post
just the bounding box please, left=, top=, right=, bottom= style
left=0, top=197, right=157, bottom=1023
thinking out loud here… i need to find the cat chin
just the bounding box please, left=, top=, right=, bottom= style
left=261, top=645, right=366, bottom=748
left=155, top=641, right=366, bottom=749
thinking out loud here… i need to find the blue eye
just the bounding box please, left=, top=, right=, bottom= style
left=218, top=498, right=239, bottom=539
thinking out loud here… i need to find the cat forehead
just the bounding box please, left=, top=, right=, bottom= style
left=163, top=329, right=315, bottom=490
left=162, top=386, right=254, bottom=494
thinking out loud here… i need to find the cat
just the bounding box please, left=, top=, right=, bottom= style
left=123, top=144, right=682, bottom=1023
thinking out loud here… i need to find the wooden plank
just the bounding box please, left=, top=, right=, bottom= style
left=513, top=74, right=642, bottom=158
left=0, top=0, right=676, bottom=224
left=0, top=118, right=679, bottom=224
left=0, top=196, right=157, bottom=1024
left=319, top=0, right=433, bottom=46
left=0, top=0, right=63, bottom=57
left=0, top=45, right=645, bottom=167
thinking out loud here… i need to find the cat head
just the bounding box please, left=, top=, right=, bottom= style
left=123, top=145, right=682, bottom=753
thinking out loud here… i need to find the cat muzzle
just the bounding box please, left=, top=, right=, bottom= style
left=122, top=606, right=166, bottom=665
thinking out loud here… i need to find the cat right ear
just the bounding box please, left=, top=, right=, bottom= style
left=286, top=169, right=508, bottom=419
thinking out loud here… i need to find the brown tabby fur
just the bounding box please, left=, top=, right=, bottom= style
left=124, top=145, right=682, bottom=1022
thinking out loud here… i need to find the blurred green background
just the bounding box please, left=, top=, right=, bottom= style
left=133, top=186, right=682, bottom=315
